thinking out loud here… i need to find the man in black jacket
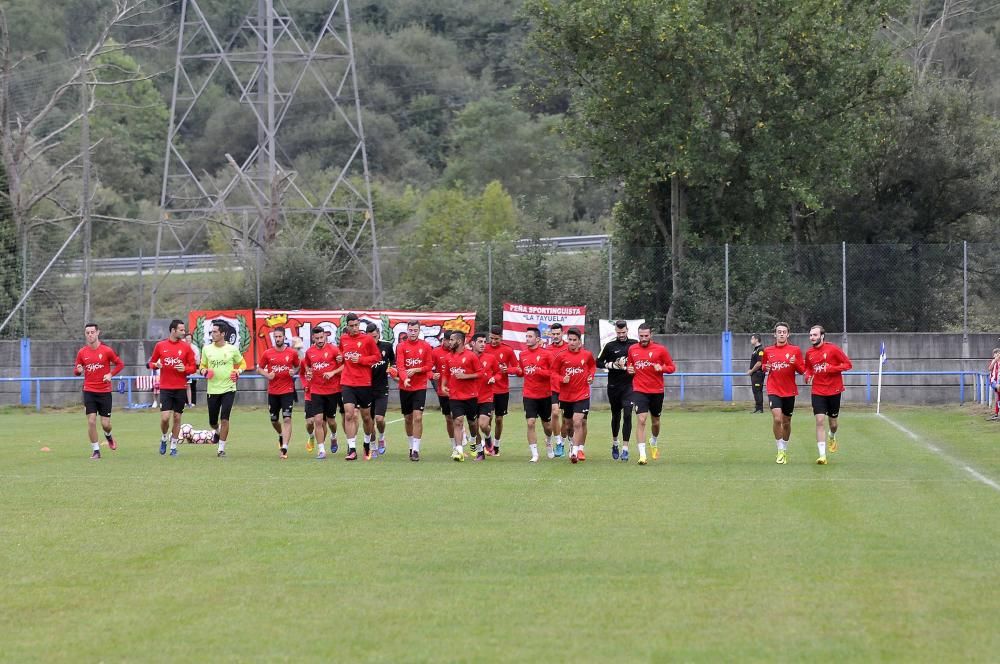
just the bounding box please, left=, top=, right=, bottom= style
left=597, top=320, right=637, bottom=461
left=747, top=333, right=765, bottom=413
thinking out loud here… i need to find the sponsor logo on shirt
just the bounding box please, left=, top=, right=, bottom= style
left=344, top=351, right=361, bottom=363
left=633, top=359, right=658, bottom=370
left=405, top=358, right=423, bottom=368
left=564, top=366, right=586, bottom=376
left=85, top=363, right=105, bottom=372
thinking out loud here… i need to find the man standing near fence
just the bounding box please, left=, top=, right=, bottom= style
left=627, top=323, right=676, bottom=465
left=597, top=319, right=636, bottom=460
left=804, top=325, right=852, bottom=465
left=148, top=319, right=198, bottom=456
left=747, top=334, right=765, bottom=413
left=259, top=327, right=300, bottom=459
left=74, top=323, right=125, bottom=459
left=199, top=321, right=246, bottom=458
left=762, top=322, right=806, bottom=465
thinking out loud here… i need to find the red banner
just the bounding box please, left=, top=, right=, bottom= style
left=501, top=302, right=587, bottom=352
left=188, top=309, right=256, bottom=369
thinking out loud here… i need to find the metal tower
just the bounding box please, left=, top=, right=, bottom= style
left=151, top=0, right=381, bottom=318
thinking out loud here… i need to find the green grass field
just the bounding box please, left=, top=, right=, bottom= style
left=2, top=403, right=999, bottom=662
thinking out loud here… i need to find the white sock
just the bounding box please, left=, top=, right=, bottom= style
left=545, top=435, right=552, bottom=444
left=650, top=436, right=658, bottom=446
left=161, top=433, right=168, bottom=443
left=612, top=437, right=619, bottom=445
left=329, top=433, right=337, bottom=443
left=170, top=438, right=178, bottom=450
left=218, top=439, right=226, bottom=451
left=818, top=441, right=826, bottom=456
left=777, top=438, right=786, bottom=451
left=318, top=443, right=326, bottom=454
left=494, top=437, right=501, bottom=446
left=347, top=438, right=356, bottom=450
left=379, top=433, right=386, bottom=442
left=638, top=442, right=646, bottom=457
left=92, top=442, right=100, bottom=451
left=413, top=438, right=421, bottom=452
left=363, top=433, right=372, bottom=445
left=529, top=443, right=538, bottom=456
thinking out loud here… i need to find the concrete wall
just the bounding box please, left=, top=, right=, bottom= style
left=3, top=332, right=997, bottom=408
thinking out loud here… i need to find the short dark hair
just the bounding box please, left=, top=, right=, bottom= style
left=810, top=324, right=826, bottom=337
left=345, top=313, right=359, bottom=323
left=525, top=326, right=540, bottom=336
left=550, top=322, right=563, bottom=331
left=472, top=332, right=487, bottom=342
left=614, top=319, right=627, bottom=328
left=566, top=328, right=581, bottom=339
left=751, top=333, right=761, bottom=343
left=489, top=325, right=502, bottom=336
left=774, top=321, right=790, bottom=332
left=407, top=319, right=420, bottom=327
left=450, top=330, right=466, bottom=344
left=85, top=322, right=99, bottom=331
left=637, top=322, right=651, bottom=332
left=211, top=320, right=225, bottom=333
left=366, top=322, right=378, bottom=333
left=273, top=327, right=286, bottom=335
left=312, top=327, right=326, bottom=337
left=169, top=319, right=184, bottom=332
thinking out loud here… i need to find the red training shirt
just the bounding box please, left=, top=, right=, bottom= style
left=476, top=353, right=502, bottom=404
left=338, top=332, right=382, bottom=387
left=516, top=346, right=552, bottom=399
left=553, top=347, right=596, bottom=402
left=546, top=342, right=568, bottom=395
left=259, top=346, right=300, bottom=395
left=804, top=342, right=852, bottom=397
left=396, top=338, right=434, bottom=392
left=304, top=344, right=343, bottom=395
left=74, top=344, right=124, bottom=393
left=763, top=344, right=806, bottom=398
left=483, top=342, right=517, bottom=395
left=147, top=339, right=197, bottom=391
left=431, top=345, right=451, bottom=396
left=443, top=349, right=480, bottom=402
left=627, top=342, right=676, bottom=394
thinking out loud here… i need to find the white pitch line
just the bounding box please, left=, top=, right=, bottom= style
left=879, top=413, right=1000, bottom=493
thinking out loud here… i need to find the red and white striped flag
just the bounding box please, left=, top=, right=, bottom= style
left=135, top=373, right=158, bottom=391
left=502, top=302, right=587, bottom=352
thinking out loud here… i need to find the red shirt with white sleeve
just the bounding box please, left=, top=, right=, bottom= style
left=804, top=342, right=852, bottom=397
left=147, top=339, right=197, bottom=390
left=396, top=338, right=434, bottom=392
left=553, top=347, right=596, bottom=402
left=627, top=342, right=676, bottom=394
left=259, top=346, right=300, bottom=395
left=516, top=347, right=552, bottom=399
left=74, top=344, right=124, bottom=393
left=763, top=344, right=806, bottom=398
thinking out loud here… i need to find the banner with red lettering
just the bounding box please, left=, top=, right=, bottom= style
left=188, top=309, right=255, bottom=369
left=252, top=310, right=476, bottom=365
left=502, top=302, right=587, bottom=352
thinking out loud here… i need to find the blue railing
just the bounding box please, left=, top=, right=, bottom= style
left=1, top=370, right=992, bottom=411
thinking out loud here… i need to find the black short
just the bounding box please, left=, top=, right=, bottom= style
left=83, top=391, right=112, bottom=417
left=310, top=392, right=343, bottom=420
left=493, top=392, right=509, bottom=417
left=342, top=385, right=373, bottom=409
left=400, top=389, right=426, bottom=415
left=812, top=393, right=842, bottom=418
left=523, top=396, right=552, bottom=422
left=551, top=392, right=560, bottom=405
left=632, top=391, right=664, bottom=417
left=477, top=401, right=494, bottom=418
left=303, top=398, right=312, bottom=420
left=768, top=395, right=796, bottom=417
left=436, top=392, right=451, bottom=417
left=268, top=392, right=296, bottom=421
left=607, top=383, right=633, bottom=411
left=370, top=389, right=389, bottom=417
left=207, top=391, right=236, bottom=427
left=560, top=398, right=590, bottom=420
left=449, top=398, right=479, bottom=420
left=160, top=388, right=187, bottom=413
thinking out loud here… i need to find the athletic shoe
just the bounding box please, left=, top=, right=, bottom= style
left=620, top=449, right=630, bottom=462
left=159, top=439, right=167, bottom=455
left=107, top=437, right=117, bottom=451
left=529, top=455, right=539, bottom=463
left=546, top=445, right=555, bottom=459
left=554, top=442, right=565, bottom=457
left=637, top=455, right=647, bottom=465
left=816, top=456, right=828, bottom=465
left=411, top=450, right=420, bottom=462
left=828, top=434, right=838, bottom=453
left=451, top=450, right=464, bottom=462
left=651, top=446, right=659, bottom=461
left=570, top=453, right=578, bottom=464
left=331, top=441, right=339, bottom=454
left=378, top=443, right=386, bottom=456
left=169, top=448, right=178, bottom=457
left=315, top=451, right=327, bottom=460
left=345, top=450, right=358, bottom=461
left=472, top=451, right=486, bottom=462
left=485, top=443, right=496, bottom=456
left=775, top=450, right=787, bottom=465
left=611, top=444, right=619, bottom=460
left=280, top=448, right=288, bottom=460
left=577, top=449, right=586, bottom=462
left=988, top=414, right=999, bottom=421
left=90, top=450, right=101, bottom=460
left=363, top=449, right=373, bottom=461
left=408, top=449, right=414, bottom=460
left=493, top=445, right=500, bottom=456
left=306, top=438, right=315, bottom=454
left=217, top=450, right=226, bottom=458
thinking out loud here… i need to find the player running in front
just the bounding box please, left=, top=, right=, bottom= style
left=441, top=330, right=481, bottom=461
left=597, top=319, right=636, bottom=460
left=803, top=324, right=852, bottom=465
left=338, top=313, right=382, bottom=460
left=553, top=328, right=597, bottom=463
left=546, top=323, right=569, bottom=456
left=148, top=319, right=198, bottom=456
left=394, top=320, right=434, bottom=461
left=258, top=326, right=300, bottom=459
left=302, top=327, right=344, bottom=460
left=513, top=326, right=553, bottom=462
left=626, top=323, right=676, bottom=465
left=198, top=321, right=246, bottom=457
left=470, top=332, right=502, bottom=462
left=74, top=323, right=125, bottom=459
left=762, top=322, right=806, bottom=464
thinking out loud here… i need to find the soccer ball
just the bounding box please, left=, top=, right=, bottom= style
left=192, top=430, right=213, bottom=444
left=180, top=423, right=193, bottom=441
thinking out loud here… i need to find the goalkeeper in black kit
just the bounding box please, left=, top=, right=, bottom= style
left=597, top=320, right=638, bottom=461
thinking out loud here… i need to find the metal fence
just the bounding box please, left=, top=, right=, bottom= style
left=5, top=237, right=999, bottom=339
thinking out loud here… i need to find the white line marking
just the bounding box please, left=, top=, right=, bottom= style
left=879, top=413, right=1000, bottom=492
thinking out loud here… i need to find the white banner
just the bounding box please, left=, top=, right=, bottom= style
left=598, top=319, right=646, bottom=350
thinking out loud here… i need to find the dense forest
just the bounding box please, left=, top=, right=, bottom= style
left=2, top=0, right=999, bottom=333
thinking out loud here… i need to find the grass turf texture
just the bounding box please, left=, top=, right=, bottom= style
left=2, top=404, right=998, bottom=662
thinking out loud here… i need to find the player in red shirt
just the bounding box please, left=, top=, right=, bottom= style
left=626, top=323, right=676, bottom=465
left=762, top=321, right=806, bottom=465
left=74, top=323, right=125, bottom=459
left=294, top=337, right=318, bottom=453
left=338, top=313, right=382, bottom=460
left=545, top=322, right=569, bottom=456
left=394, top=320, right=434, bottom=461
left=441, top=330, right=481, bottom=461
left=430, top=332, right=457, bottom=446
left=512, top=326, right=553, bottom=462
left=484, top=325, right=517, bottom=456
left=303, top=327, right=345, bottom=460
left=554, top=328, right=596, bottom=463
left=259, top=326, right=301, bottom=459
left=469, top=332, right=502, bottom=462
left=804, top=324, right=853, bottom=465
left=147, top=318, right=198, bottom=456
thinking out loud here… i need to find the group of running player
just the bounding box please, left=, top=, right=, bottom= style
left=73, top=315, right=851, bottom=465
